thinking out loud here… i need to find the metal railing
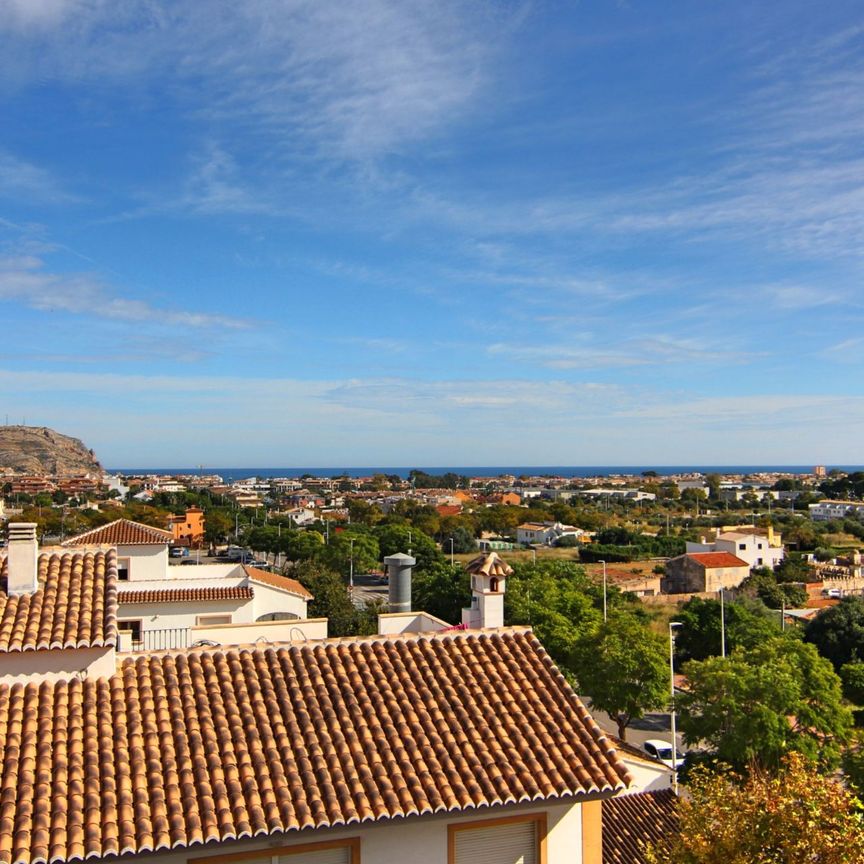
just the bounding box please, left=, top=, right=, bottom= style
left=128, top=628, right=189, bottom=652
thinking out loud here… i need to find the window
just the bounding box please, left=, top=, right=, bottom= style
left=449, top=814, right=546, bottom=864
left=193, top=838, right=359, bottom=864
left=117, top=557, right=131, bottom=581
left=196, top=614, right=233, bottom=626
left=118, top=620, right=142, bottom=643
left=738, top=543, right=746, bottom=550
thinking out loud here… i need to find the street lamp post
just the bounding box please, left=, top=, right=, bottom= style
left=719, top=586, right=726, bottom=658
left=669, top=621, right=683, bottom=794
left=349, top=537, right=355, bottom=590
left=449, top=537, right=455, bottom=567
left=600, top=560, right=608, bottom=622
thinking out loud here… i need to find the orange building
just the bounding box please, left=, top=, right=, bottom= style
left=167, top=506, right=206, bottom=547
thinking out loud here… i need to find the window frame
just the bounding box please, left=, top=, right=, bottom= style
left=193, top=837, right=361, bottom=864
left=118, top=618, right=143, bottom=643
left=447, top=812, right=547, bottom=864
left=117, top=556, right=131, bottom=581
left=196, top=613, right=234, bottom=626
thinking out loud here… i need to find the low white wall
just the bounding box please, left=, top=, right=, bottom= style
left=377, top=612, right=451, bottom=635
left=125, top=799, right=584, bottom=864
left=616, top=753, right=672, bottom=793
left=0, top=646, right=116, bottom=686
left=190, top=617, right=328, bottom=646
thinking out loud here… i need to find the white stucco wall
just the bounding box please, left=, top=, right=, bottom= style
left=248, top=580, right=310, bottom=620
left=120, top=544, right=170, bottom=581
left=0, top=646, right=116, bottom=686
left=119, top=799, right=587, bottom=864
left=191, top=618, right=328, bottom=645
left=117, top=597, right=255, bottom=632
left=616, top=754, right=672, bottom=793
left=377, top=612, right=450, bottom=635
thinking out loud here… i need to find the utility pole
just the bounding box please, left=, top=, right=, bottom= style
left=600, top=560, right=607, bottom=622
left=669, top=622, right=683, bottom=795
left=719, top=586, right=726, bottom=657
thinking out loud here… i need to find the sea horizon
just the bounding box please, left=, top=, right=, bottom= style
left=108, top=464, right=864, bottom=482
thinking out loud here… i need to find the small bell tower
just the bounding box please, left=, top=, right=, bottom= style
left=462, top=552, right=512, bottom=629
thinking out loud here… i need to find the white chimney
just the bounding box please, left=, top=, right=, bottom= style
left=6, top=523, right=39, bottom=595
left=462, top=552, right=512, bottom=630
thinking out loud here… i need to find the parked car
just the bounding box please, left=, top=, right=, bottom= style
left=643, top=739, right=685, bottom=769
left=823, top=587, right=842, bottom=598
left=169, top=546, right=189, bottom=558
left=248, top=559, right=270, bottom=569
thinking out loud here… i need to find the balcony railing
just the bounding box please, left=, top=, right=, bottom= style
left=127, top=628, right=189, bottom=652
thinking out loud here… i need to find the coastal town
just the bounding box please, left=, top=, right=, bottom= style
left=0, top=426, right=863, bottom=861
left=3, top=1, right=863, bottom=859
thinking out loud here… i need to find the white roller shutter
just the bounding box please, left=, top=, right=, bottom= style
left=452, top=818, right=538, bottom=864
left=277, top=847, right=351, bottom=864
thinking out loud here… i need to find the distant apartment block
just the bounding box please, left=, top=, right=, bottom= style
left=809, top=500, right=864, bottom=521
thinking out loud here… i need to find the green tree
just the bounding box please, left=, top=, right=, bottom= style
left=283, top=530, right=325, bottom=562
left=804, top=596, right=864, bottom=670
left=319, top=531, right=379, bottom=578
left=575, top=612, right=669, bottom=740
left=646, top=753, right=864, bottom=864
left=678, top=637, right=852, bottom=772
left=741, top=568, right=807, bottom=609
left=294, top=561, right=359, bottom=637
left=674, top=596, right=778, bottom=664
left=505, top=561, right=606, bottom=679
left=840, top=661, right=864, bottom=706
left=346, top=498, right=382, bottom=526
left=445, top=525, right=476, bottom=554
left=374, top=524, right=441, bottom=571
left=411, top=561, right=470, bottom=624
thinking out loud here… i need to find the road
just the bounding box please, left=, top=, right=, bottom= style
left=349, top=573, right=389, bottom=608
left=587, top=704, right=686, bottom=757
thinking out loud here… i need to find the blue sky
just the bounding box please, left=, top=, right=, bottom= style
left=1, top=0, right=863, bottom=467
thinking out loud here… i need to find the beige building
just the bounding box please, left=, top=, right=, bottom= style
left=662, top=551, right=750, bottom=594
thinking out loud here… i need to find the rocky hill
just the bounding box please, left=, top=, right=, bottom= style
left=0, top=426, right=102, bottom=476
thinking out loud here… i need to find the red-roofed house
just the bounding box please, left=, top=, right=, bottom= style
left=662, top=551, right=750, bottom=594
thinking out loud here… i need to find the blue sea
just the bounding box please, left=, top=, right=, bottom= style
left=109, top=465, right=864, bottom=482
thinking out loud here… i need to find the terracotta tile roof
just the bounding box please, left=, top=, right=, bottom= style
left=603, top=789, right=679, bottom=864
left=466, top=552, right=513, bottom=578
left=686, top=552, right=749, bottom=569
left=0, top=550, right=118, bottom=651
left=0, top=628, right=628, bottom=864
left=62, top=519, right=172, bottom=547
left=243, top=566, right=313, bottom=599
left=117, top=586, right=253, bottom=604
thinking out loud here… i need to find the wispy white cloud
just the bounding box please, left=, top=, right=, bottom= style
left=488, top=336, right=756, bottom=370
left=762, top=284, right=849, bottom=311
left=0, top=0, right=86, bottom=29
left=0, top=254, right=251, bottom=329
left=0, top=0, right=507, bottom=162
left=0, top=150, right=78, bottom=204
